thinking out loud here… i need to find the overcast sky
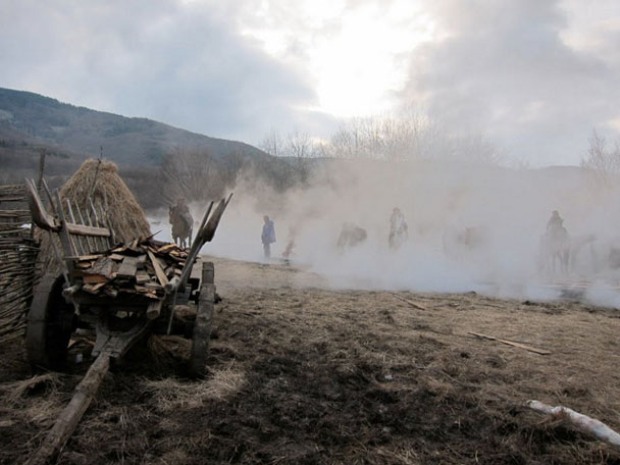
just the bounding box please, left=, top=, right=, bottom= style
left=2, top=0, right=619, bottom=166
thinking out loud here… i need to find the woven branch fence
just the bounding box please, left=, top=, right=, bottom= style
left=0, top=184, right=38, bottom=346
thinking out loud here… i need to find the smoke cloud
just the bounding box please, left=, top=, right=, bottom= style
left=150, top=159, right=620, bottom=308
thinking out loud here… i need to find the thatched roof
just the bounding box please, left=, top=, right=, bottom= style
left=60, top=159, right=151, bottom=242
left=37, top=159, right=151, bottom=275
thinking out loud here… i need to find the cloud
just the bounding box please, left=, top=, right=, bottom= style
left=0, top=0, right=326, bottom=142
left=401, top=0, right=620, bottom=166
left=1, top=0, right=620, bottom=165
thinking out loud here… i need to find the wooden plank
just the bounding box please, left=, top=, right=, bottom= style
left=468, top=332, right=551, bottom=355
left=147, top=250, right=169, bottom=287
left=82, top=274, right=108, bottom=285
left=135, top=270, right=150, bottom=285
left=82, top=282, right=106, bottom=294
left=116, top=256, right=139, bottom=279
left=146, top=300, right=163, bottom=320
left=188, top=261, right=202, bottom=287
left=65, top=222, right=111, bottom=238
left=74, top=254, right=103, bottom=262
left=25, top=179, right=59, bottom=232
left=156, top=243, right=179, bottom=254
left=86, top=257, right=114, bottom=279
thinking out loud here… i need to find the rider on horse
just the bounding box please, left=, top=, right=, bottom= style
left=170, top=198, right=193, bottom=248
left=547, top=210, right=564, bottom=234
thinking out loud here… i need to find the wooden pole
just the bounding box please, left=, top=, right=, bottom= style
left=25, top=353, right=111, bottom=465
left=468, top=331, right=551, bottom=355
left=36, top=149, right=46, bottom=191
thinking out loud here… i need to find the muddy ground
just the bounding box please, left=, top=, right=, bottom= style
left=2, top=255, right=620, bottom=464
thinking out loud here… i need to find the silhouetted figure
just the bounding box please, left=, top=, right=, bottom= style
left=546, top=210, right=564, bottom=233
left=261, top=215, right=276, bottom=258
left=541, top=210, right=570, bottom=275
left=389, top=207, right=408, bottom=250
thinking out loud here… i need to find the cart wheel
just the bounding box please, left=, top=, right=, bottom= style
left=26, top=274, right=75, bottom=371
left=188, top=261, right=214, bottom=378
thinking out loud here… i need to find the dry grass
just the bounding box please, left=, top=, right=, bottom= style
left=2, top=255, right=620, bottom=464
left=143, top=365, right=246, bottom=412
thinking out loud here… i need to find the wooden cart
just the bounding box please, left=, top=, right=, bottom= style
left=25, top=179, right=232, bottom=377
left=23, top=179, right=233, bottom=465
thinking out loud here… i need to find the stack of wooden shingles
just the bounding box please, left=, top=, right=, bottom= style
left=71, top=238, right=189, bottom=299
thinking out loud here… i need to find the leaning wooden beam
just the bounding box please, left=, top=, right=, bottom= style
left=526, top=400, right=620, bottom=450
left=25, top=353, right=111, bottom=465
left=65, top=223, right=112, bottom=238
left=24, top=179, right=58, bottom=232
left=468, top=331, right=551, bottom=355
left=202, top=193, right=233, bottom=243
left=147, top=250, right=169, bottom=287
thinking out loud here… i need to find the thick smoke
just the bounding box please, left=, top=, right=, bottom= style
left=150, top=160, right=620, bottom=307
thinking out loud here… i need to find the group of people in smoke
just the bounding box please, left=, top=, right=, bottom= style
left=171, top=199, right=569, bottom=269
left=170, top=202, right=410, bottom=259
left=260, top=208, right=566, bottom=263
left=261, top=207, right=410, bottom=260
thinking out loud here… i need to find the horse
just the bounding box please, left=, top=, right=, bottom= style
left=337, top=223, right=367, bottom=251
left=169, top=205, right=193, bottom=249
left=539, top=226, right=571, bottom=276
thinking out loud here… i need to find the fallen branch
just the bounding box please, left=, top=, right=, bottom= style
left=468, top=331, right=551, bottom=355
left=526, top=400, right=620, bottom=450
left=393, top=295, right=427, bottom=311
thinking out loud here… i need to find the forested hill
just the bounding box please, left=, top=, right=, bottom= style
left=0, top=87, right=267, bottom=167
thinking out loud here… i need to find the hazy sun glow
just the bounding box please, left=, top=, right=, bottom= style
left=240, top=0, right=436, bottom=118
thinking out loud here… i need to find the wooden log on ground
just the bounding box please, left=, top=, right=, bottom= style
left=468, top=331, right=551, bottom=355
left=25, top=353, right=111, bottom=465
left=526, top=400, right=620, bottom=450
left=393, top=294, right=427, bottom=311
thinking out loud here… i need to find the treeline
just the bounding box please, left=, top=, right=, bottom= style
left=0, top=142, right=316, bottom=212
left=138, top=148, right=315, bottom=210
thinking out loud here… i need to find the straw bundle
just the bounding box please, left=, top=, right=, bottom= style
left=59, top=159, right=151, bottom=243
left=37, top=159, right=152, bottom=276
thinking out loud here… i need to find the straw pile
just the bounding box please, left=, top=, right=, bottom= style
left=38, top=159, right=151, bottom=276
left=59, top=159, right=151, bottom=243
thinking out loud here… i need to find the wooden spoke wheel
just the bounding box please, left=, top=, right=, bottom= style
left=26, top=274, right=76, bottom=371
left=188, top=261, right=215, bottom=378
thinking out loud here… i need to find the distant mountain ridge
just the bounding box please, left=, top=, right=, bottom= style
left=0, top=87, right=267, bottom=166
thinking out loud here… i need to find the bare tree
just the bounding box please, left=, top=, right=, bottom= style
left=581, top=129, right=620, bottom=187
left=258, top=130, right=284, bottom=157
left=322, top=112, right=502, bottom=165
left=159, top=148, right=225, bottom=205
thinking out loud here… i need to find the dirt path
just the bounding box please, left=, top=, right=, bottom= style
left=2, top=256, right=620, bottom=464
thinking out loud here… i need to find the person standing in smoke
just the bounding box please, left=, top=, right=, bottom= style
left=261, top=215, right=276, bottom=258
left=389, top=207, right=408, bottom=250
